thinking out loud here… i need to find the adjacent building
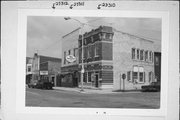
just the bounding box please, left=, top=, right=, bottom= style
left=26, top=57, right=33, bottom=84
left=31, top=53, right=62, bottom=86
left=61, top=28, right=80, bottom=87
left=113, top=29, right=156, bottom=90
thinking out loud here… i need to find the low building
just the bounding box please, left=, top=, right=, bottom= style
left=26, top=57, right=33, bottom=84
left=32, top=53, right=61, bottom=86
left=113, top=29, right=156, bottom=90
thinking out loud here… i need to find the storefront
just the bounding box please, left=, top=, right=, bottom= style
left=61, top=65, right=79, bottom=87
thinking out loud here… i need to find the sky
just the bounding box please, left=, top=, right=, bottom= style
left=27, top=17, right=161, bottom=58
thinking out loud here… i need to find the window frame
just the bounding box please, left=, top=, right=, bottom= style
left=132, top=48, right=136, bottom=60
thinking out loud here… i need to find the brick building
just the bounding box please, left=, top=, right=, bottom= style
left=78, top=26, right=114, bottom=89
left=31, top=53, right=61, bottom=86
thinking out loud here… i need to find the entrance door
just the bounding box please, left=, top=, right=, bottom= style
left=51, top=76, right=55, bottom=86
left=95, top=74, right=99, bottom=87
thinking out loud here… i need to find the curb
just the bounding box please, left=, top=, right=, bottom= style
left=53, top=87, right=115, bottom=94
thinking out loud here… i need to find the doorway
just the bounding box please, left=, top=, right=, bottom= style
left=95, top=74, right=99, bottom=88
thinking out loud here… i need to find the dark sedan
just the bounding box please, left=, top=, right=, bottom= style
left=35, top=81, right=53, bottom=90
left=141, top=82, right=160, bottom=92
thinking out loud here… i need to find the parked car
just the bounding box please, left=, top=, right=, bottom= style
left=141, top=82, right=160, bottom=92
left=28, top=81, right=37, bottom=88
left=35, top=81, right=53, bottom=90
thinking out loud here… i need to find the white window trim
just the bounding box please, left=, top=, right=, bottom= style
left=133, top=66, right=145, bottom=84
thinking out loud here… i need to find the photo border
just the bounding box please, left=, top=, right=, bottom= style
left=16, top=9, right=168, bottom=116
left=1, top=1, right=178, bottom=120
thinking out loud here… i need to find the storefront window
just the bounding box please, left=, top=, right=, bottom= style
left=83, top=72, right=87, bottom=83
left=133, top=72, right=138, bottom=82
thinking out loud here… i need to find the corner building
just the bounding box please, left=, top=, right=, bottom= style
left=78, top=26, right=114, bottom=89
left=79, top=26, right=158, bottom=90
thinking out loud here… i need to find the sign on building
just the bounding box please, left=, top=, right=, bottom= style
left=40, top=71, right=48, bottom=75
left=66, top=55, right=76, bottom=63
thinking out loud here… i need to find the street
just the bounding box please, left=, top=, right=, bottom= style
left=26, top=88, right=160, bottom=108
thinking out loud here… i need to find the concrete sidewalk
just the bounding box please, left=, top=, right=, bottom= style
left=53, top=87, right=116, bottom=94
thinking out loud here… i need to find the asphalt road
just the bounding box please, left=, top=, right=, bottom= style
left=26, top=88, right=160, bottom=109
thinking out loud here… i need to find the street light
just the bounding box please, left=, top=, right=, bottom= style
left=64, top=17, right=85, bottom=92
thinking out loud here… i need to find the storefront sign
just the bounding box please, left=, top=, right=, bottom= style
left=40, top=71, right=48, bottom=75
left=66, top=55, right=76, bottom=63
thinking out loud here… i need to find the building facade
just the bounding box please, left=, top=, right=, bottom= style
left=26, top=57, right=33, bottom=84
left=61, top=25, right=161, bottom=90
left=61, top=28, right=80, bottom=87
left=78, top=26, right=114, bottom=89
left=31, top=53, right=61, bottom=86
left=113, top=30, right=155, bottom=90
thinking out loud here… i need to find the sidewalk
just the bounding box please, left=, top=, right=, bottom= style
left=53, top=87, right=116, bottom=94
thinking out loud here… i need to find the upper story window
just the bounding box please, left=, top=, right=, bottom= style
left=145, top=51, right=148, bottom=61
left=95, top=43, right=100, bottom=57
left=91, top=36, right=94, bottom=42
left=140, top=50, right=144, bottom=61
left=106, top=33, right=112, bottom=39
left=102, top=33, right=106, bottom=39
left=132, top=48, right=136, bottom=60
left=98, top=33, right=102, bottom=40
left=27, top=66, right=31, bottom=72
left=137, top=49, right=140, bottom=60
left=149, top=51, right=153, bottom=62
left=87, top=46, right=89, bottom=58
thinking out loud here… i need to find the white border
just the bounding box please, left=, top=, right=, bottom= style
left=16, top=9, right=169, bottom=116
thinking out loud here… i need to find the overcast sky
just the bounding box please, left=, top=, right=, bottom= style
left=27, top=17, right=161, bottom=58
